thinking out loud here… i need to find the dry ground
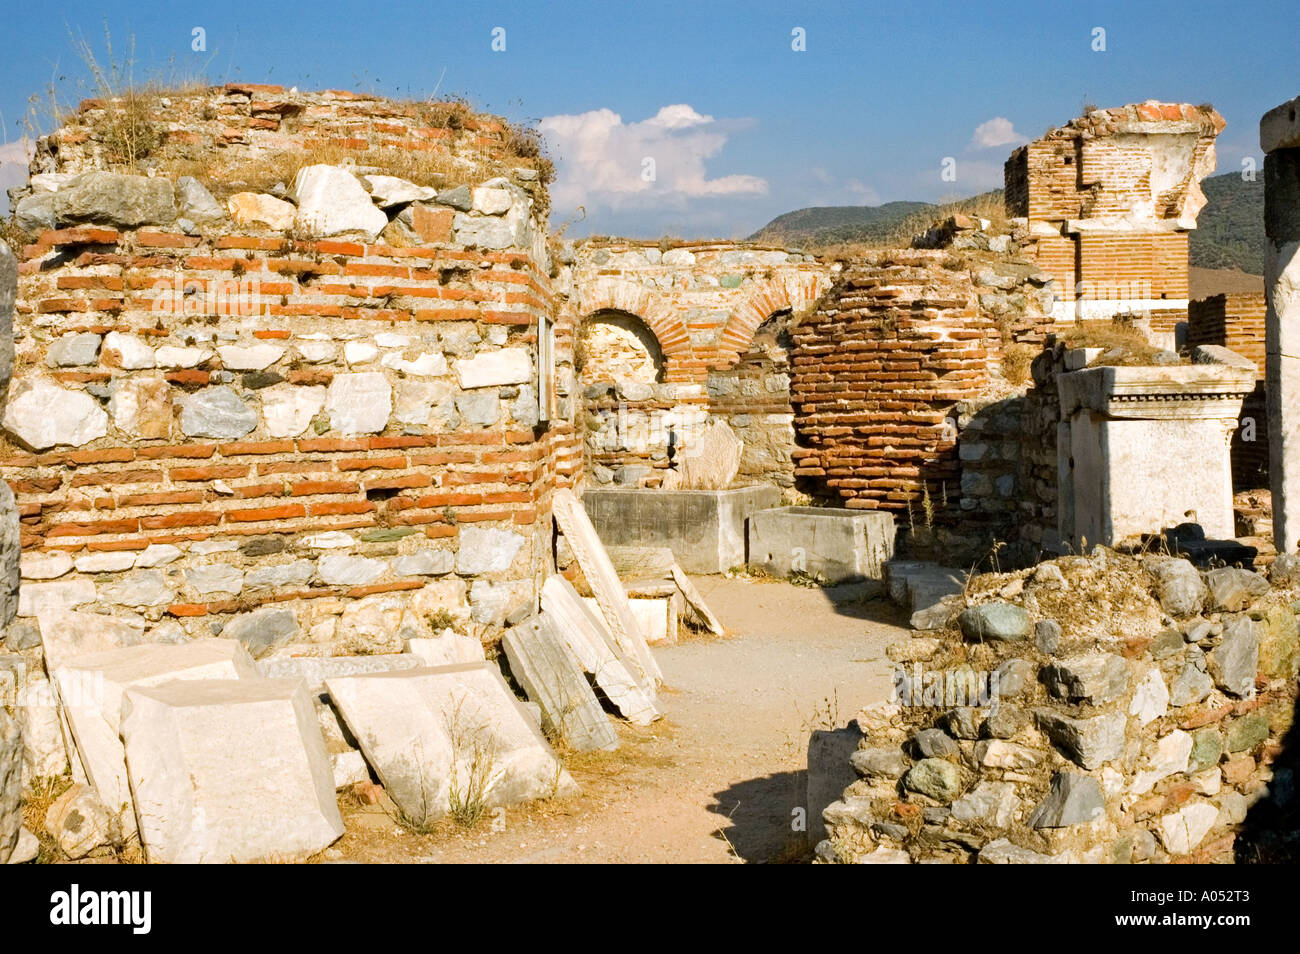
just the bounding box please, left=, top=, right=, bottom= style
left=330, top=576, right=904, bottom=864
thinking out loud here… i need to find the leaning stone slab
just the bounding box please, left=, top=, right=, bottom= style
left=56, top=641, right=258, bottom=841
left=552, top=489, right=661, bottom=686
left=502, top=614, right=619, bottom=752
left=121, top=678, right=343, bottom=863
left=325, top=664, right=577, bottom=826
left=543, top=575, right=659, bottom=723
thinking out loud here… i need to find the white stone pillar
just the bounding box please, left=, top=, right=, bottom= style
left=1262, top=96, right=1300, bottom=553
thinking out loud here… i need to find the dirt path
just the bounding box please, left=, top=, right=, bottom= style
left=333, top=577, right=905, bottom=864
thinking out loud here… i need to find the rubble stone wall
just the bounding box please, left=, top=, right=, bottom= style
left=821, top=553, right=1300, bottom=865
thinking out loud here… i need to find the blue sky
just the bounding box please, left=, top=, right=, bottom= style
left=1, top=0, right=1294, bottom=236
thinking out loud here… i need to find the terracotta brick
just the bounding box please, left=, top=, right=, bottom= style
left=225, top=503, right=306, bottom=522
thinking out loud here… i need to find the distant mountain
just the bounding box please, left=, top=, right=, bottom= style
left=750, top=173, right=1264, bottom=277
left=747, top=200, right=933, bottom=248
left=1189, top=172, right=1264, bottom=275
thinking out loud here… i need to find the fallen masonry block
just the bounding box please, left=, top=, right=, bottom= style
left=605, top=545, right=677, bottom=584
left=325, top=663, right=577, bottom=827
left=121, top=678, right=343, bottom=863
left=553, top=489, right=661, bottom=686
left=502, top=614, right=619, bottom=751
left=405, top=633, right=486, bottom=667
left=806, top=725, right=860, bottom=847
left=583, top=485, right=781, bottom=574
left=543, top=575, right=659, bottom=723
left=885, top=561, right=967, bottom=628
left=748, top=507, right=895, bottom=584
left=56, top=640, right=258, bottom=841
left=258, top=653, right=423, bottom=693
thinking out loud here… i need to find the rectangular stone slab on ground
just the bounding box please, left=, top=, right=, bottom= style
left=56, top=641, right=258, bottom=841
left=501, top=614, right=619, bottom=751
left=544, top=576, right=660, bottom=724
left=325, top=663, right=577, bottom=827
left=552, top=488, right=662, bottom=686
left=121, top=678, right=343, bottom=863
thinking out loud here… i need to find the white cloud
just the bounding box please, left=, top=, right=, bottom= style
left=538, top=104, right=767, bottom=221
left=970, top=117, right=1025, bottom=150
left=0, top=138, right=33, bottom=215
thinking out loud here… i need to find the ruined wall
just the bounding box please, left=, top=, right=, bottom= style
left=1188, top=293, right=1270, bottom=490
left=558, top=241, right=830, bottom=487
left=1, top=85, right=566, bottom=651
left=1006, top=102, right=1223, bottom=336
left=789, top=249, right=1054, bottom=566
left=822, top=554, right=1300, bottom=865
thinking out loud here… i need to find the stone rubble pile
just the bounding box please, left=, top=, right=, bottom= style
left=817, top=548, right=1300, bottom=863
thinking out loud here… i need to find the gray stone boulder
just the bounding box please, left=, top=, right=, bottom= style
left=0, top=483, right=19, bottom=629
left=223, top=608, right=301, bottom=659
left=176, top=176, right=226, bottom=225
left=46, top=332, right=101, bottom=367
left=53, top=171, right=176, bottom=227
left=1035, top=710, right=1125, bottom=769
left=180, top=386, right=257, bottom=439
left=1208, top=617, right=1260, bottom=698
left=1205, top=567, right=1269, bottom=612
left=850, top=746, right=909, bottom=779
left=1040, top=653, right=1129, bottom=705
left=2, top=376, right=108, bottom=450
left=958, top=602, right=1030, bottom=642
left=909, top=727, right=960, bottom=759
left=1144, top=555, right=1207, bottom=617
left=14, top=193, right=58, bottom=233
left=1028, top=771, right=1105, bottom=828
left=903, top=758, right=965, bottom=802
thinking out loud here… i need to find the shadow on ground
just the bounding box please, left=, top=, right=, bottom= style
left=707, top=769, right=811, bottom=863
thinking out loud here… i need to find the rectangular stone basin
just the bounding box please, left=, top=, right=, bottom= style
left=748, top=506, right=896, bottom=583
left=582, top=485, right=782, bottom=574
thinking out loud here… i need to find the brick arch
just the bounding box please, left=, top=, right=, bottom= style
left=576, top=278, right=691, bottom=357
left=718, top=273, right=833, bottom=361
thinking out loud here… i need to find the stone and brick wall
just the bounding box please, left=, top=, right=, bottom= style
left=1006, top=102, right=1224, bottom=337
left=1, top=86, right=566, bottom=650
left=787, top=249, right=1054, bottom=565
left=558, top=241, right=831, bottom=487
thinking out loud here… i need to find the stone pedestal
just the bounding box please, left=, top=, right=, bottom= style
left=582, top=485, right=781, bottom=574
left=1262, top=95, right=1300, bottom=552
left=748, top=506, right=895, bottom=583
left=1057, top=363, right=1254, bottom=550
